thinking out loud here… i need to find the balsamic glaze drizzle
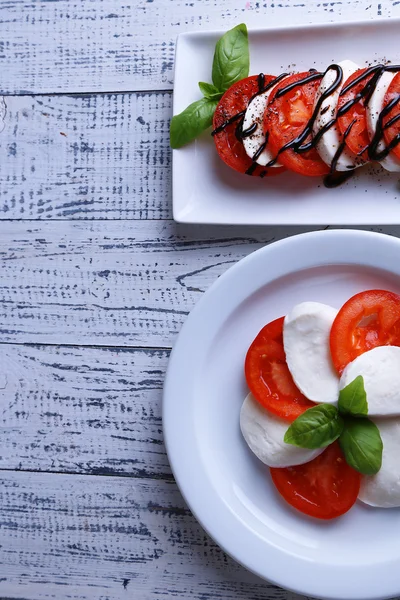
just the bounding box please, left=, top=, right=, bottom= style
left=252, top=140, right=268, bottom=162
left=368, top=94, right=400, bottom=161
left=211, top=63, right=400, bottom=185
left=211, top=110, right=245, bottom=137
left=384, top=111, right=400, bottom=130
left=323, top=119, right=356, bottom=187
left=211, top=71, right=289, bottom=140
left=275, top=71, right=324, bottom=98
left=245, top=162, right=259, bottom=175
left=265, top=65, right=342, bottom=167
left=239, top=122, right=257, bottom=139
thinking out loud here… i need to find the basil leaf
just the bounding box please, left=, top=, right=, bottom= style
left=284, top=404, right=344, bottom=449
left=198, top=82, right=223, bottom=100
left=338, top=375, right=368, bottom=417
left=170, top=98, right=219, bottom=149
left=339, top=418, right=383, bottom=475
left=212, top=23, right=249, bottom=92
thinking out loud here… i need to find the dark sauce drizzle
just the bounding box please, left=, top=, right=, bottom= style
left=245, top=162, right=259, bottom=175
left=211, top=63, right=400, bottom=184
left=323, top=119, right=357, bottom=187
left=265, top=66, right=339, bottom=166
left=211, top=72, right=289, bottom=177
left=234, top=71, right=290, bottom=145
left=368, top=94, right=400, bottom=160
left=211, top=110, right=246, bottom=136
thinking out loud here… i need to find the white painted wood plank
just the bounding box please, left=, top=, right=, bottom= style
left=0, top=219, right=323, bottom=347
left=0, top=343, right=170, bottom=478
left=1, top=0, right=397, bottom=94
left=0, top=92, right=171, bottom=220
left=0, top=470, right=308, bottom=600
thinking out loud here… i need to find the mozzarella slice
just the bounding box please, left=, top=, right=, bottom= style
left=358, top=418, right=400, bottom=507
left=340, top=346, right=400, bottom=416
left=283, top=302, right=339, bottom=404
left=240, top=393, right=323, bottom=467
left=313, top=60, right=365, bottom=171
left=366, top=70, right=400, bottom=172
left=242, top=80, right=286, bottom=167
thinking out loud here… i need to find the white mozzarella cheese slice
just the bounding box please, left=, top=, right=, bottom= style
left=340, top=346, right=400, bottom=416
left=358, top=418, right=400, bottom=507
left=283, top=302, right=339, bottom=404
left=366, top=70, right=400, bottom=172
left=240, top=393, right=323, bottom=468
left=313, top=60, right=365, bottom=171
left=242, top=80, right=286, bottom=167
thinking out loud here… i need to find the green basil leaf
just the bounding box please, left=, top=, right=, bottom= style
left=170, top=97, right=219, bottom=149
left=284, top=404, right=344, bottom=449
left=198, top=82, right=223, bottom=100
left=212, top=23, right=249, bottom=92
left=339, top=418, right=383, bottom=475
left=338, top=375, right=368, bottom=417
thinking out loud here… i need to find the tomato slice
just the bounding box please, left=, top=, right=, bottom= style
left=330, top=289, right=400, bottom=374
left=337, top=68, right=373, bottom=163
left=270, top=442, right=360, bottom=520
left=383, top=71, right=400, bottom=161
left=265, top=71, right=330, bottom=177
left=245, top=317, right=314, bottom=421
left=212, top=75, right=285, bottom=177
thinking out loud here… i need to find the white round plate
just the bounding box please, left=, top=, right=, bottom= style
left=163, top=230, right=400, bottom=600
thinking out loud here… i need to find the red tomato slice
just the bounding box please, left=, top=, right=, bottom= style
left=337, top=68, right=373, bottom=163
left=383, top=71, right=400, bottom=161
left=212, top=75, right=286, bottom=177
left=330, top=289, right=400, bottom=374
left=270, top=442, right=360, bottom=520
left=244, top=317, right=314, bottom=421
left=265, top=71, right=330, bottom=177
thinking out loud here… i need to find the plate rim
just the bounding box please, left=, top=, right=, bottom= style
left=163, top=229, right=400, bottom=600
left=172, top=16, right=400, bottom=225
left=174, top=15, right=400, bottom=48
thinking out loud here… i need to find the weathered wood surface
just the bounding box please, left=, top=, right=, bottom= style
left=1, top=0, right=397, bottom=94
left=3, top=1, right=400, bottom=599
left=0, top=92, right=172, bottom=220
left=0, top=219, right=322, bottom=347
left=0, top=470, right=304, bottom=600
left=0, top=343, right=170, bottom=478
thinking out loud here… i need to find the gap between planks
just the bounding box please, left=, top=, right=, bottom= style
left=1, top=88, right=174, bottom=98
left=0, top=469, right=300, bottom=600
left=1, top=0, right=397, bottom=94
left=0, top=91, right=173, bottom=220
left=0, top=342, right=172, bottom=478
left=0, top=220, right=399, bottom=348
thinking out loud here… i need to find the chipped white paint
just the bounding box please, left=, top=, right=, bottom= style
left=1, top=221, right=399, bottom=348
left=2, top=1, right=400, bottom=598
left=0, top=344, right=170, bottom=477
left=0, top=93, right=172, bottom=219
left=0, top=220, right=317, bottom=346
left=0, top=0, right=398, bottom=94
left=0, top=471, right=304, bottom=600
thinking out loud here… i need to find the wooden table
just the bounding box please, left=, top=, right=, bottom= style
left=0, top=1, right=399, bottom=598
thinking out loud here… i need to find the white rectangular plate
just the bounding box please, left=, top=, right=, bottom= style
left=172, top=18, right=400, bottom=225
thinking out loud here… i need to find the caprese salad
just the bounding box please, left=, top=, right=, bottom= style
left=241, top=290, right=400, bottom=520
left=170, top=24, right=400, bottom=187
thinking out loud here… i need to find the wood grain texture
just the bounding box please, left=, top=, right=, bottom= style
left=1, top=0, right=398, bottom=94
left=0, top=92, right=171, bottom=220
left=0, top=219, right=321, bottom=346
left=3, top=2, right=400, bottom=599
left=0, top=343, right=170, bottom=478
left=0, top=470, right=306, bottom=600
